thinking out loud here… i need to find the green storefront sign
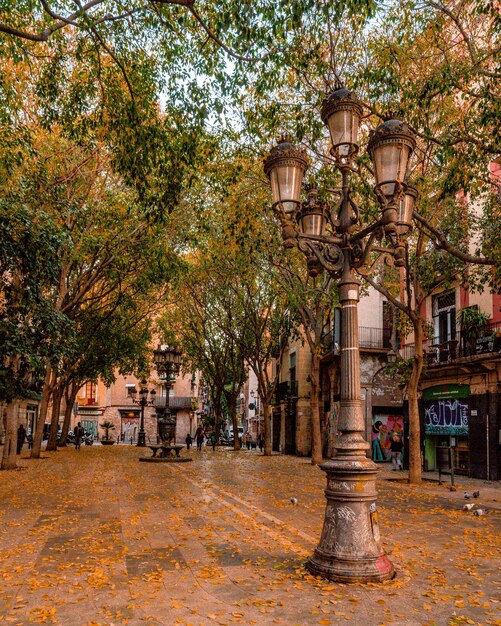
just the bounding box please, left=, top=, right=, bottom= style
left=423, top=385, right=469, bottom=435
left=423, top=384, right=470, bottom=401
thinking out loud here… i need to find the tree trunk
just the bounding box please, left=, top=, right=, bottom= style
left=407, top=321, right=424, bottom=484
left=310, top=352, right=322, bottom=465
left=46, top=385, right=62, bottom=451
left=31, top=366, right=53, bottom=458
left=1, top=403, right=18, bottom=470
left=263, top=401, right=271, bottom=456
left=230, top=394, right=240, bottom=450
left=59, top=384, right=76, bottom=446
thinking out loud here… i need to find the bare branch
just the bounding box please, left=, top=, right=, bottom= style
left=413, top=211, right=496, bottom=266
left=424, top=1, right=501, bottom=79
left=188, top=5, right=272, bottom=63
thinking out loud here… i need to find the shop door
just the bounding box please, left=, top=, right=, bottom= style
left=284, top=399, right=297, bottom=455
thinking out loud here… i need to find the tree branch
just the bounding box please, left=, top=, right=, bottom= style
left=424, top=0, right=501, bottom=79
left=188, top=5, right=272, bottom=63
left=413, top=211, right=496, bottom=266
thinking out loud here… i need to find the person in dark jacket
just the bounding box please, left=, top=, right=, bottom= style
left=17, top=424, right=26, bottom=455
left=390, top=434, right=403, bottom=470
left=195, top=426, right=205, bottom=451
left=185, top=433, right=193, bottom=449
left=74, top=422, right=84, bottom=451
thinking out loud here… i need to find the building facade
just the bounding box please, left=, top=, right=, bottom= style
left=75, top=369, right=199, bottom=445
left=401, top=285, right=501, bottom=479
left=272, top=286, right=402, bottom=460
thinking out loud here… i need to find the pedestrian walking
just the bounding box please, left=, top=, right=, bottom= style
left=245, top=432, right=251, bottom=450
left=390, top=433, right=403, bottom=470
left=185, top=433, right=193, bottom=450
left=258, top=433, right=265, bottom=453
left=74, top=422, right=84, bottom=451
left=17, top=424, right=26, bottom=455
left=195, top=426, right=205, bottom=451
left=209, top=431, right=217, bottom=451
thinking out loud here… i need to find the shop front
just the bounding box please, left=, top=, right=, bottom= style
left=422, top=384, right=469, bottom=474
left=119, top=408, right=140, bottom=443
left=371, top=411, right=405, bottom=464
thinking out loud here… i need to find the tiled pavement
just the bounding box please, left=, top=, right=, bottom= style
left=0, top=445, right=499, bottom=626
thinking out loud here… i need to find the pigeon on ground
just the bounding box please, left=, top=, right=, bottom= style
left=473, top=509, right=487, bottom=516
left=463, top=503, right=475, bottom=511
left=472, top=490, right=480, bottom=498
left=464, top=491, right=470, bottom=499
left=290, top=497, right=298, bottom=505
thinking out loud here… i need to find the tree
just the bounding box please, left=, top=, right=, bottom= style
left=238, top=1, right=500, bottom=481
left=275, top=252, right=338, bottom=465
left=100, top=420, right=116, bottom=441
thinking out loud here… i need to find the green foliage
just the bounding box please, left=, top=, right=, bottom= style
left=458, top=307, right=490, bottom=342
left=100, top=420, right=116, bottom=440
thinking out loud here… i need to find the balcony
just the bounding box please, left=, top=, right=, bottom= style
left=399, top=321, right=501, bottom=365
left=322, top=326, right=391, bottom=356
left=275, top=381, right=298, bottom=403
left=359, top=326, right=391, bottom=350
left=153, top=396, right=193, bottom=410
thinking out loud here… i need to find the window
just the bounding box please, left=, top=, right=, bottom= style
left=433, top=291, right=456, bottom=344
left=289, top=352, right=296, bottom=383
left=85, top=381, right=96, bottom=405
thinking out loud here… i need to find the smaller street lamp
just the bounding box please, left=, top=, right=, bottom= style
left=250, top=390, right=261, bottom=436
left=130, top=381, right=156, bottom=447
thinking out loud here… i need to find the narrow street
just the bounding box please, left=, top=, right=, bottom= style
left=0, top=446, right=499, bottom=625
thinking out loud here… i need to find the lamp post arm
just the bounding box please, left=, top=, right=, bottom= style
left=413, top=211, right=497, bottom=266
left=350, top=218, right=385, bottom=244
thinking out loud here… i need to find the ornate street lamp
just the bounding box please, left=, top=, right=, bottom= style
left=264, top=88, right=416, bottom=584
left=130, top=381, right=156, bottom=447
left=153, top=344, right=182, bottom=444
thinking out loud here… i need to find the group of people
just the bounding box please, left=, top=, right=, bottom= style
left=185, top=427, right=265, bottom=452
left=186, top=426, right=213, bottom=451
left=241, top=432, right=265, bottom=452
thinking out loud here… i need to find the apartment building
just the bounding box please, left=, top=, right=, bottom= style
left=76, top=369, right=199, bottom=445
left=272, top=286, right=402, bottom=459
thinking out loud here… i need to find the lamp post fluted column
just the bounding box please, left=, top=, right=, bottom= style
left=306, top=259, right=393, bottom=582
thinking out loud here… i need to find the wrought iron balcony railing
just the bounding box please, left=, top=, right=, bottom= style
left=399, top=321, right=501, bottom=364
left=275, top=380, right=298, bottom=403
left=322, top=326, right=391, bottom=355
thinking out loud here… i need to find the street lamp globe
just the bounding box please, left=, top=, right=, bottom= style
left=298, top=187, right=327, bottom=237
left=368, top=119, right=416, bottom=204
left=396, top=183, right=418, bottom=237
left=320, top=88, right=363, bottom=163
left=263, top=137, right=309, bottom=215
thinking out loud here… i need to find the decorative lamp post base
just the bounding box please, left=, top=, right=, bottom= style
left=305, top=457, right=394, bottom=583
left=137, top=432, right=146, bottom=447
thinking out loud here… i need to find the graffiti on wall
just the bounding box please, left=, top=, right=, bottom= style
left=424, top=399, right=468, bottom=435
left=121, top=417, right=138, bottom=443
left=372, top=414, right=404, bottom=462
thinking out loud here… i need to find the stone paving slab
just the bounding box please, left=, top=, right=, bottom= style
left=0, top=445, right=499, bottom=625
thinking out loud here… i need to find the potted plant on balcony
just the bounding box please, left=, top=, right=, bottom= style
left=492, top=328, right=501, bottom=352
left=100, top=420, right=116, bottom=445
left=458, top=307, right=491, bottom=356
